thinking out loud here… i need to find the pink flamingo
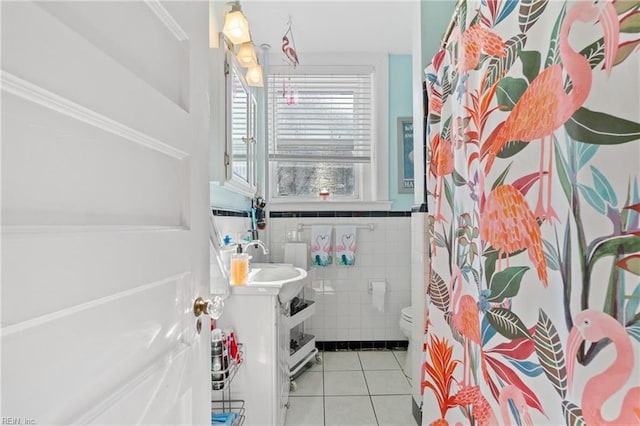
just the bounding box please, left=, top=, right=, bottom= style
left=335, top=234, right=353, bottom=252
left=481, top=0, right=619, bottom=221
left=566, top=310, right=640, bottom=425
left=281, top=35, right=299, bottom=67
left=458, top=24, right=506, bottom=75
left=321, top=235, right=330, bottom=252
left=499, top=385, right=533, bottom=426
left=449, top=266, right=484, bottom=388
left=480, top=184, right=548, bottom=287
left=448, top=24, right=506, bottom=74
left=312, top=234, right=331, bottom=265
left=311, top=235, right=321, bottom=253
left=429, top=133, right=454, bottom=223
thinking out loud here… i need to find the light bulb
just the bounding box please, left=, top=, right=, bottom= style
left=246, top=64, right=264, bottom=87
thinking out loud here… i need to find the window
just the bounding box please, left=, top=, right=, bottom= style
left=267, top=55, right=388, bottom=207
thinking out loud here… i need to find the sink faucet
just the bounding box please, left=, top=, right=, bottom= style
left=240, top=239, right=269, bottom=255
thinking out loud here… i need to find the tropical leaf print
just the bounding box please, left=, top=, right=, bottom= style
left=429, top=270, right=450, bottom=312
left=459, top=0, right=468, bottom=32
left=620, top=10, right=640, bottom=32
left=627, top=321, right=640, bottom=343
left=442, top=73, right=453, bottom=105
left=511, top=171, right=540, bottom=196
left=505, top=357, right=544, bottom=377
left=542, top=239, right=560, bottom=271
left=496, top=0, right=519, bottom=26
left=486, top=330, right=535, bottom=359
left=518, top=0, right=549, bottom=33
left=483, top=33, right=528, bottom=92
left=534, top=309, right=567, bottom=398
left=487, top=266, right=529, bottom=302
left=574, top=141, right=599, bottom=171
left=590, top=234, right=640, bottom=269
left=441, top=116, right=452, bottom=144
left=617, top=254, right=640, bottom=275
left=497, top=140, right=528, bottom=159
left=565, top=107, right=640, bottom=145
left=445, top=311, right=465, bottom=344
left=453, top=169, right=467, bottom=187
left=496, top=77, right=528, bottom=111
left=481, top=315, right=498, bottom=346
left=578, top=184, right=607, bottom=215
left=579, top=38, right=605, bottom=70
left=554, top=139, right=573, bottom=203
left=484, top=354, right=545, bottom=413
left=485, top=308, right=531, bottom=340
left=491, top=162, right=512, bottom=190
left=615, top=38, right=640, bottom=65
left=590, top=166, right=618, bottom=207
left=545, top=3, right=566, bottom=67
left=562, top=400, right=586, bottom=426
left=615, top=0, right=640, bottom=14
left=519, top=50, right=541, bottom=83
left=625, top=284, right=640, bottom=323
left=422, top=335, right=459, bottom=419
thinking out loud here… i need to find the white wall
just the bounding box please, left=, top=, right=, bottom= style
left=269, top=216, right=412, bottom=342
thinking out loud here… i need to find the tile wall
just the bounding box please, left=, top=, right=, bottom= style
left=268, top=214, right=412, bottom=342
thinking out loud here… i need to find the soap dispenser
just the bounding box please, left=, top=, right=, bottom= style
left=230, top=244, right=249, bottom=286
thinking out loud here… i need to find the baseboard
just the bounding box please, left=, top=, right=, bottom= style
left=316, top=340, right=408, bottom=351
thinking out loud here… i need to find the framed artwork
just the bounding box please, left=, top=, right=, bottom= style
left=397, top=117, right=414, bottom=193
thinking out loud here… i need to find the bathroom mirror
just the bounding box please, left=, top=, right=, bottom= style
left=223, top=49, right=257, bottom=196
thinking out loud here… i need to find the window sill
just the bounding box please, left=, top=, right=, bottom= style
left=269, top=200, right=393, bottom=212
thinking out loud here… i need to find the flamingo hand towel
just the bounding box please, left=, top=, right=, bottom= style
left=335, top=225, right=357, bottom=266
left=311, top=225, right=333, bottom=267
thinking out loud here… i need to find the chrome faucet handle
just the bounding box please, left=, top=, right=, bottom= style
left=240, top=239, right=269, bottom=255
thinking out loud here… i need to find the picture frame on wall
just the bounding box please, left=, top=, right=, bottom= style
left=397, top=117, right=414, bottom=193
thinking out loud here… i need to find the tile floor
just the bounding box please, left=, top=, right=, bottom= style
left=284, top=350, right=416, bottom=426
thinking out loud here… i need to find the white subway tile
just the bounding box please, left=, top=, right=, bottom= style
left=361, top=328, right=373, bottom=340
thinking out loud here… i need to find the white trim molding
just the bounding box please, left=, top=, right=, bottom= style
left=1, top=71, right=189, bottom=160
left=144, top=0, right=189, bottom=42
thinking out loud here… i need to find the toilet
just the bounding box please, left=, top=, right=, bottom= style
left=399, top=306, right=413, bottom=379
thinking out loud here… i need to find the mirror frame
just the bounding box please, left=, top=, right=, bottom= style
left=223, top=49, right=257, bottom=197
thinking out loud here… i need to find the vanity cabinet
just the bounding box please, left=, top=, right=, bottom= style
left=216, top=291, right=289, bottom=426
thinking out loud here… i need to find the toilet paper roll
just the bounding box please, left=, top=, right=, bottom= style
left=370, top=280, right=386, bottom=313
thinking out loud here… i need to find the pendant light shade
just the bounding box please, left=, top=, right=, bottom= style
left=236, top=41, right=258, bottom=68
left=223, top=3, right=250, bottom=45
left=246, top=64, right=264, bottom=87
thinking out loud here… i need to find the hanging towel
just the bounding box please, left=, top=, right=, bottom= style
left=335, top=225, right=357, bottom=266
left=311, top=225, right=333, bottom=267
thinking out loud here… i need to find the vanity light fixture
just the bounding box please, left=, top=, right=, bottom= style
left=222, top=1, right=251, bottom=45
left=246, top=63, right=264, bottom=87
left=236, top=41, right=258, bottom=68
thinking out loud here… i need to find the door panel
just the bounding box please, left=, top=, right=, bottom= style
left=1, top=1, right=210, bottom=424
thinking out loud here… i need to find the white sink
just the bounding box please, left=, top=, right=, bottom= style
left=248, top=263, right=308, bottom=303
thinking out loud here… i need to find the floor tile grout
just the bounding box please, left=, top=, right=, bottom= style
left=287, top=350, right=412, bottom=426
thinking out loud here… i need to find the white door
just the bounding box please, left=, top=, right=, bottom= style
left=1, top=1, right=211, bottom=424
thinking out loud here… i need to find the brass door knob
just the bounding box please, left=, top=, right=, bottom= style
left=193, top=296, right=224, bottom=318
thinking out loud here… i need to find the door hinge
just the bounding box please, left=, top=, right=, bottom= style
left=224, top=152, right=230, bottom=166
left=224, top=60, right=230, bottom=76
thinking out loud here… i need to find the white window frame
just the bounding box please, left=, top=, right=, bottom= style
left=267, top=53, right=391, bottom=211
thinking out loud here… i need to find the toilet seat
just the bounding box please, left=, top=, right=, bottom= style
left=399, top=306, right=414, bottom=380
left=400, top=306, right=413, bottom=323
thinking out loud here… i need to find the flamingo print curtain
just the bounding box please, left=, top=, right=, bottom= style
left=423, top=0, right=640, bottom=424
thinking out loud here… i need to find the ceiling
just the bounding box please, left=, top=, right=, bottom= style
left=240, top=1, right=419, bottom=56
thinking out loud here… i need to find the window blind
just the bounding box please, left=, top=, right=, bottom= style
left=268, top=72, right=374, bottom=163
